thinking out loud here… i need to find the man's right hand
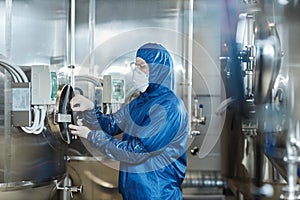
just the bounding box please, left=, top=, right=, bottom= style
left=70, top=94, right=94, bottom=112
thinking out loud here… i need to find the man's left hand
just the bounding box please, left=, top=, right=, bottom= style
left=69, top=124, right=91, bottom=139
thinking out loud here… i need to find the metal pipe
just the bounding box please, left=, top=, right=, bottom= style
left=187, top=0, right=193, bottom=134
left=88, top=0, right=96, bottom=98
left=280, top=120, right=300, bottom=199
left=182, top=171, right=226, bottom=188
left=70, top=0, right=75, bottom=67
left=5, top=0, right=12, bottom=59
left=75, top=75, right=102, bottom=86
left=88, top=0, right=95, bottom=74
left=68, top=0, right=76, bottom=88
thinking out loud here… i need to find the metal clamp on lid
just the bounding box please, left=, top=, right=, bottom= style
left=55, top=113, right=72, bottom=123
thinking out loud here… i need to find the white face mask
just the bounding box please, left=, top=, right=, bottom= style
left=132, top=66, right=149, bottom=92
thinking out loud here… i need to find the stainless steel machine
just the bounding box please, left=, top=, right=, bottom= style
left=0, top=0, right=226, bottom=199
left=0, top=0, right=82, bottom=199
left=3, top=0, right=300, bottom=200
left=220, top=0, right=300, bottom=199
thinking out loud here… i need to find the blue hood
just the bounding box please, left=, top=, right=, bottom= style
left=136, top=43, right=174, bottom=90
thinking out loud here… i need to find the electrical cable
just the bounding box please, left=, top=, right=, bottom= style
left=0, top=55, right=45, bottom=134
left=21, top=106, right=40, bottom=133
left=0, top=63, right=20, bottom=82
left=0, top=55, right=28, bottom=82
left=33, top=106, right=46, bottom=134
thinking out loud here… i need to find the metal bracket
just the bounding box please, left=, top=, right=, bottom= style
left=55, top=180, right=83, bottom=198
left=55, top=112, right=72, bottom=123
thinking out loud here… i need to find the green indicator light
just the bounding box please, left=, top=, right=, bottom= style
left=51, top=72, right=58, bottom=101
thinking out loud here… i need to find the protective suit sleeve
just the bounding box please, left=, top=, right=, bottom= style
left=78, top=109, right=101, bottom=130
left=82, top=104, right=127, bottom=136
left=87, top=130, right=151, bottom=164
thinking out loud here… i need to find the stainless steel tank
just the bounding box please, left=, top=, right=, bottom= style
left=220, top=0, right=300, bottom=199
left=0, top=0, right=72, bottom=198
left=220, top=1, right=289, bottom=199
left=0, top=71, right=68, bottom=200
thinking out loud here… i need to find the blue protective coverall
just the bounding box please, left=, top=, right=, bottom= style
left=85, top=43, right=189, bottom=200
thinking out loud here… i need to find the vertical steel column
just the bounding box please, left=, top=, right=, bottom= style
left=88, top=0, right=95, bottom=98
left=68, top=0, right=76, bottom=88
left=187, top=0, right=193, bottom=133
left=88, top=0, right=95, bottom=74
left=4, top=0, right=13, bottom=183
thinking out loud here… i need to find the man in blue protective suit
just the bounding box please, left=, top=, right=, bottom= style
left=69, top=43, right=189, bottom=200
